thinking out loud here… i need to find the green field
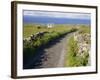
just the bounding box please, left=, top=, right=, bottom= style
left=23, top=24, right=76, bottom=38
left=78, top=25, right=91, bottom=34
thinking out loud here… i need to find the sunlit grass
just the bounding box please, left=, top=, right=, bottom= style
left=78, top=25, right=90, bottom=34
left=23, top=24, right=74, bottom=38
left=65, top=36, right=79, bottom=67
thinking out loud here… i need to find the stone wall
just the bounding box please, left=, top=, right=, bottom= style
left=74, top=31, right=91, bottom=65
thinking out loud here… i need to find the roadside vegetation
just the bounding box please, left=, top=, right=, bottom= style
left=65, top=25, right=91, bottom=67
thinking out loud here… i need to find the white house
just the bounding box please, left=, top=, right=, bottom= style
left=47, top=23, right=54, bottom=28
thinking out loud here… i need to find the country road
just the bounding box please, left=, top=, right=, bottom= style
left=24, top=32, right=75, bottom=69
left=41, top=32, right=74, bottom=68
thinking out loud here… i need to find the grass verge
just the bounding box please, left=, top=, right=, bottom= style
left=65, top=36, right=89, bottom=67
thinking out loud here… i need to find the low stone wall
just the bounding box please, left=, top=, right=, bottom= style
left=23, top=31, right=49, bottom=42
left=74, top=32, right=91, bottom=65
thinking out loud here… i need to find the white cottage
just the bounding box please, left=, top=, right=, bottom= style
left=47, top=23, right=54, bottom=28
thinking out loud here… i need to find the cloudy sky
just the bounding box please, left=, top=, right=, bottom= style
left=23, top=10, right=91, bottom=20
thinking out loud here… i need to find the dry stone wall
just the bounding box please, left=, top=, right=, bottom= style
left=74, top=31, right=91, bottom=65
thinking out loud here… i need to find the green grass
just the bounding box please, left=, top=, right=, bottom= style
left=78, top=25, right=90, bottom=34
left=23, top=24, right=75, bottom=38
left=65, top=36, right=79, bottom=67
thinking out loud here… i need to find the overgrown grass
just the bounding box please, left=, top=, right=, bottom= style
left=65, top=36, right=79, bottom=67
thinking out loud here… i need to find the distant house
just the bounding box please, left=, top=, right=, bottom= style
left=47, top=23, right=54, bottom=28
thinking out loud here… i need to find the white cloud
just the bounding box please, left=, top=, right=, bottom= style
left=23, top=10, right=90, bottom=20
